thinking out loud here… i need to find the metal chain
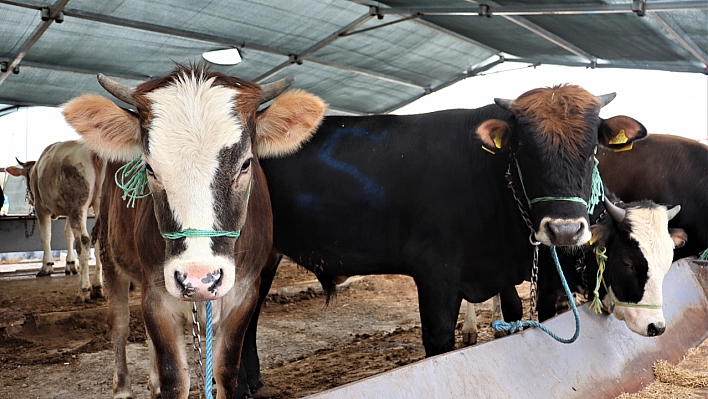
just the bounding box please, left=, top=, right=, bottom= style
left=505, top=159, right=541, bottom=320
left=191, top=302, right=206, bottom=399
left=23, top=216, right=36, bottom=238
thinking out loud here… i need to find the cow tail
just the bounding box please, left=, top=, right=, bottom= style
left=317, top=277, right=337, bottom=307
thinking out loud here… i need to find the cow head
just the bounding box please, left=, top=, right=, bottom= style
left=476, top=84, right=647, bottom=247
left=6, top=160, right=37, bottom=206
left=63, top=64, right=326, bottom=301
left=590, top=199, right=685, bottom=336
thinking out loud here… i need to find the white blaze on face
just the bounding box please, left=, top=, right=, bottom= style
left=146, top=73, right=244, bottom=299
left=608, top=206, right=674, bottom=335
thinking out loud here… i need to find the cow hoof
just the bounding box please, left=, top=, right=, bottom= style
left=91, top=285, right=104, bottom=299
left=72, top=270, right=78, bottom=275
left=36, top=270, right=52, bottom=277
left=494, top=330, right=509, bottom=339
left=462, top=331, right=478, bottom=346
left=76, top=289, right=92, bottom=303
left=65, top=269, right=72, bottom=275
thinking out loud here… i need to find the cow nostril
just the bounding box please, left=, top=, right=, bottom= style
left=174, top=271, right=196, bottom=297
left=573, top=224, right=585, bottom=240
left=204, top=269, right=224, bottom=294
left=647, top=323, right=666, bottom=337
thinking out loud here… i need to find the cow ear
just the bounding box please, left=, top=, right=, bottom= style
left=255, top=90, right=327, bottom=158
left=5, top=166, right=23, bottom=177
left=598, top=116, right=647, bottom=149
left=476, top=119, right=511, bottom=155
left=589, top=223, right=610, bottom=247
left=669, top=228, right=687, bottom=249
left=62, top=94, right=142, bottom=162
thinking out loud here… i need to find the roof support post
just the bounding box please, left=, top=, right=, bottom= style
left=0, top=0, right=71, bottom=87
left=254, top=11, right=376, bottom=83
left=650, top=12, right=708, bottom=67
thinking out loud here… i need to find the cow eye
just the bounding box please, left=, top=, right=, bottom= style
left=145, top=163, right=155, bottom=177
left=622, top=259, right=634, bottom=272
left=240, top=159, right=251, bottom=174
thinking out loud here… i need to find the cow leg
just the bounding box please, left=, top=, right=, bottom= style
left=537, top=289, right=559, bottom=322
left=36, top=211, right=54, bottom=277
left=214, top=286, right=260, bottom=399
left=142, top=287, right=189, bottom=399
left=491, top=294, right=507, bottom=339
left=69, top=208, right=92, bottom=302
left=414, top=275, right=461, bottom=356
left=63, top=220, right=78, bottom=275
left=104, top=261, right=134, bottom=399
left=235, top=253, right=281, bottom=399
left=91, top=238, right=104, bottom=299
left=461, top=300, right=478, bottom=346
left=146, top=337, right=161, bottom=399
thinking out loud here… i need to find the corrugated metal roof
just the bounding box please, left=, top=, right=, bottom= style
left=0, top=0, right=706, bottom=115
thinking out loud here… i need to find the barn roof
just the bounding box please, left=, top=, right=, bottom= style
left=0, top=0, right=706, bottom=115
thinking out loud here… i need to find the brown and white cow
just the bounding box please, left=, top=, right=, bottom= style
left=7, top=140, right=105, bottom=302
left=62, top=64, right=326, bottom=399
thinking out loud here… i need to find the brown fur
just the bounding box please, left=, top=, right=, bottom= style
left=476, top=119, right=511, bottom=151
left=62, top=95, right=142, bottom=162
left=255, top=90, right=327, bottom=158
left=513, top=84, right=600, bottom=157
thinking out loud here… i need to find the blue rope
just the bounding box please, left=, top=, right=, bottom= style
left=492, top=246, right=581, bottom=344
left=205, top=301, right=214, bottom=399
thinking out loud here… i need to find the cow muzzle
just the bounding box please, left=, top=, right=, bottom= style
left=164, top=257, right=236, bottom=301
left=174, top=269, right=223, bottom=301
left=536, top=217, right=590, bottom=246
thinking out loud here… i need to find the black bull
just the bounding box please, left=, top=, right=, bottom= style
left=235, top=89, right=646, bottom=396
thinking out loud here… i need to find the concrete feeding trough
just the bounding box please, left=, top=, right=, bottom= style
left=307, top=259, right=708, bottom=399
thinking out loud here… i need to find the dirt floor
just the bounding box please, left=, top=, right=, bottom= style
left=0, top=258, right=706, bottom=399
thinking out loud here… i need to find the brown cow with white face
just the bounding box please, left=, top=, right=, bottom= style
left=62, top=64, right=326, bottom=399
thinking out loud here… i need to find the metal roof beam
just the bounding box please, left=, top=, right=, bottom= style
left=504, top=57, right=708, bottom=74
left=1, top=1, right=424, bottom=91
left=377, top=2, right=708, bottom=16
left=650, top=12, right=708, bottom=67
left=380, top=55, right=506, bottom=114
left=255, top=12, right=375, bottom=83
left=0, top=0, right=70, bottom=87
left=467, top=1, right=598, bottom=63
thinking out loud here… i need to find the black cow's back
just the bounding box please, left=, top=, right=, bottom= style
left=261, top=106, right=532, bottom=302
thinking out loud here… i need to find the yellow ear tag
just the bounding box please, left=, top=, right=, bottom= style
left=493, top=135, right=503, bottom=149
left=588, top=236, right=595, bottom=246
left=609, top=129, right=629, bottom=145
left=482, top=145, right=496, bottom=155
left=613, top=142, right=634, bottom=152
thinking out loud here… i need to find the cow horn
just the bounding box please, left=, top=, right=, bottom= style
left=97, top=73, right=136, bottom=106
left=494, top=98, right=514, bottom=111
left=597, top=93, right=616, bottom=108
left=666, top=205, right=681, bottom=221
left=15, top=157, right=25, bottom=167
left=604, top=198, right=626, bottom=222
left=259, top=76, right=294, bottom=104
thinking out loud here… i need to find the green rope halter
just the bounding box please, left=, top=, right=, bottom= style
left=514, top=156, right=604, bottom=215
left=590, top=245, right=662, bottom=314
left=115, top=156, right=152, bottom=208
left=699, top=248, right=708, bottom=260
left=162, top=229, right=241, bottom=240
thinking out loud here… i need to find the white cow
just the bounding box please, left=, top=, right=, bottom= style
left=7, top=140, right=105, bottom=302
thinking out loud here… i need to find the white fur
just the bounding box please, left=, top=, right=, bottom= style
left=605, top=206, right=674, bottom=335
left=145, top=72, right=247, bottom=298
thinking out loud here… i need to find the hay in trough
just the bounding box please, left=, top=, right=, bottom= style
left=653, top=359, right=708, bottom=388
left=616, top=339, right=708, bottom=399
